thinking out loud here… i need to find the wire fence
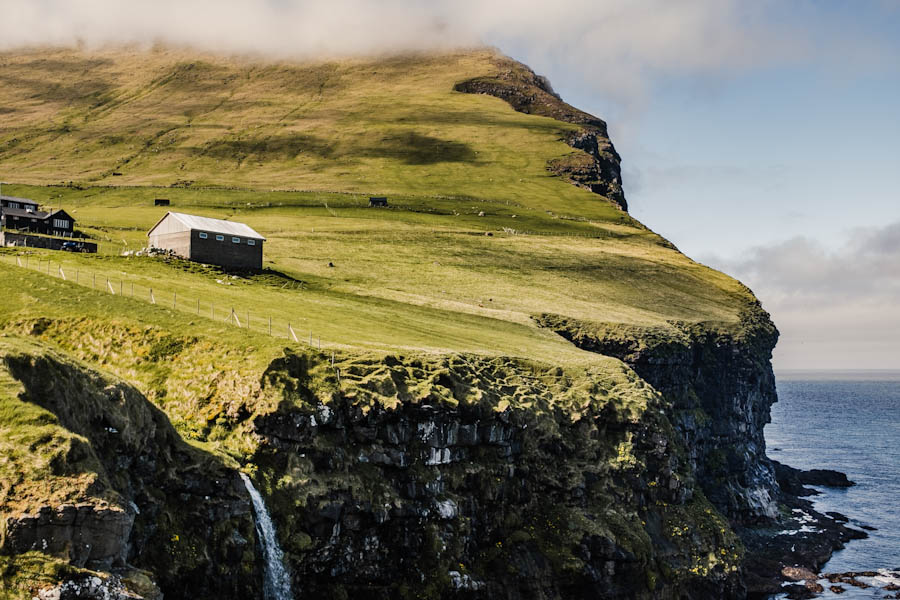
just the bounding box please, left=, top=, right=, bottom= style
left=3, top=251, right=339, bottom=369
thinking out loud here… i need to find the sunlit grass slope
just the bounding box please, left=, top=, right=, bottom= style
left=0, top=47, right=618, bottom=221
left=0, top=46, right=759, bottom=359
left=1, top=181, right=752, bottom=352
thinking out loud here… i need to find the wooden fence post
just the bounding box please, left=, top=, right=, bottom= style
left=173, top=292, right=176, bottom=309
left=107, top=279, right=115, bottom=294
left=150, top=288, right=156, bottom=304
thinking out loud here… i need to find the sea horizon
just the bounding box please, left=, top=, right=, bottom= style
left=775, top=369, right=900, bottom=381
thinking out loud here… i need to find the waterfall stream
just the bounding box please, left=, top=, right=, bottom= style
left=240, top=472, right=294, bottom=600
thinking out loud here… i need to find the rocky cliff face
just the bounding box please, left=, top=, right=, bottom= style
left=0, top=309, right=793, bottom=600
left=535, top=305, right=781, bottom=526
left=245, top=352, right=744, bottom=600
left=0, top=345, right=262, bottom=599
left=454, top=58, right=627, bottom=211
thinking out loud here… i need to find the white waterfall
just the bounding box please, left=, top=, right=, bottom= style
left=240, top=472, right=294, bottom=600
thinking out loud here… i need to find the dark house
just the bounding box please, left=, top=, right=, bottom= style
left=369, top=197, right=388, bottom=207
left=0, top=195, right=76, bottom=237
left=147, top=212, right=265, bottom=270
left=1, top=195, right=39, bottom=212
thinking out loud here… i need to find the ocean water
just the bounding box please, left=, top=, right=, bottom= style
left=766, top=372, right=900, bottom=598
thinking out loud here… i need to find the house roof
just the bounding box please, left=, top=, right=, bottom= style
left=148, top=212, right=266, bottom=241
left=0, top=195, right=39, bottom=206
left=1, top=207, right=50, bottom=219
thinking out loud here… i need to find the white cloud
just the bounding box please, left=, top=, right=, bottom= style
left=706, top=223, right=900, bottom=369
left=1, top=0, right=896, bottom=107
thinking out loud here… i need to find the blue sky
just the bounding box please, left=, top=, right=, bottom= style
left=496, top=3, right=900, bottom=369
left=3, top=0, right=899, bottom=368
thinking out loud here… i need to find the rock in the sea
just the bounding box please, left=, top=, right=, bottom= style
left=782, top=566, right=818, bottom=581
left=799, top=469, right=855, bottom=488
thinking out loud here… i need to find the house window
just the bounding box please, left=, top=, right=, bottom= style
left=247, top=239, right=256, bottom=246
left=216, top=234, right=224, bottom=241
left=199, top=232, right=208, bottom=239
left=53, top=218, right=69, bottom=229
left=8, top=202, right=18, bottom=209
left=232, top=237, right=240, bottom=244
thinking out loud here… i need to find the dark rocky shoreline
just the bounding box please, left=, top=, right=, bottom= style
left=741, top=462, right=879, bottom=599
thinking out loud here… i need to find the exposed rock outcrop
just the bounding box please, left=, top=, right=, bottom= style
left=535, top=305, right=781, bottom=525
left=3, top=504, right=134, bottom=570
left=772, top=460, right=855, bottom=495
left=455, top=58, right=627, bottom=211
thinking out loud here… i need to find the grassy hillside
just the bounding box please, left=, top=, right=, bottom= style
left=0, top=46, right=758, bottom=358
left=0, top=47, right=617, bottom=219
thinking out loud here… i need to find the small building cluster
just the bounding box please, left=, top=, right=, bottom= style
left=0, top=195, right=76, bottom=237
left=1, top=191, right=267, bottom=268
left=147, top=212, right=266, bottom=270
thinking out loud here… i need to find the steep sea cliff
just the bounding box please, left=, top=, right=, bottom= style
left=0, top=48, right=858, bottom=600
left=2, top=304, right=806, bottom=600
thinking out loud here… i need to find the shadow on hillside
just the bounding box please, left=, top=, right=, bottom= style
left=398, top=107, right=569, bottom=134
left=359, top=131, right=476, bottom=164
left=0, top=73, right=114, bottom=105
left=10, top=57, right=114, bottom=73
left=194, top=131, right=477, bottom=165
left=152, top=61, right=233, bottom=92
left=197, top=133, right=336, bottom=161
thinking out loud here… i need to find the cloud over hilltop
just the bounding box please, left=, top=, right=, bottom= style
left=2, top=1, right=896, bottom=105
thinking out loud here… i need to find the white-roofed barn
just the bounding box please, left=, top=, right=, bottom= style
left=147, top=212, right=266, bottom=270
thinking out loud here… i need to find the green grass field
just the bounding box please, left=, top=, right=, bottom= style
left=0, top=45, right=760, bottom=376
left=0, top=180, right=750, bottom=360
left=0, top=48, right=615, bottom=219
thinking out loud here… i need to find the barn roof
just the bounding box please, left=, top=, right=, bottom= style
left=148, top=212, right=266, bottom=241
